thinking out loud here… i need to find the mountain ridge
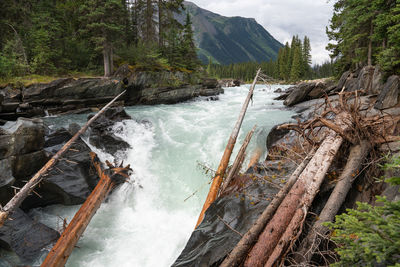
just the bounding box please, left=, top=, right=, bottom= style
left=179, top=1, right=283, bottom=65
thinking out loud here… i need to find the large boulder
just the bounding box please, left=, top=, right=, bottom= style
left=173, top=174, right=280, bottom=267
left=374, top=75, right=400, bottom=110
left=88, top=107, right=132, bottom=155
left=0, top=118, right=45, bottom=160
left=336, top=71, right=351, bottom=90
left=357, top=65, right=375, bottom=93
left=283, top=82, right=315, bottom=106
left=22, top=78, right=74, bottom=101
left=19, top=127, right=99, bottom=210
left=0, top=208, right=59, bottom=262
left=266, top=124, right=290, bottom=151
left=371, top=66, right=384, bottom=94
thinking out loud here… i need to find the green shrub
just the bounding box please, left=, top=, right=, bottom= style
left=326, top=156, right=400, bottom=266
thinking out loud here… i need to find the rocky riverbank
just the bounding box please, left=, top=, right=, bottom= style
left=0, top=66, right=223, bottom=124
left=0, top=107, right=132, bottom=263
left=173, top=65, right=400, bottom=266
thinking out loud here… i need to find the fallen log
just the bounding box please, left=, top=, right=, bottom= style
left=244, top=126, right=346, bottom=267
left=195, top=69, right=261, bottom=228
left=247, top=147, right=263, bottom=170
left=219, top=147, right=316, bottom=267
left=220, top=125, right=257, bottom=195
left=294, top=139, right=371, bottom=264
left=0, top=91, right=126, bottom=227
left=41, top=152, right=131, bottom=267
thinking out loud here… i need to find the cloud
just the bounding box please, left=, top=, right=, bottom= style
left=189, top=0, right=334, bottom=65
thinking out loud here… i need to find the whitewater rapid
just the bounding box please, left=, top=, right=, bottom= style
left=30, top=84, right=294, bottom=266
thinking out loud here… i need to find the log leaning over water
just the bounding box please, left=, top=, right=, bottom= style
left=0, top=90, right=126, bottom=227
left=220, top=147, right=316, bottom=267
left=195, top=69, right=261, bottom=228
left=41, top=152, right=131, bottom=267
left=219, top=125, right=257, bottom=195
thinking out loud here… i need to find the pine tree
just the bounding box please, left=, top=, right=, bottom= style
left=290, top=45, right=302, bottom=81
left=302, top=36, right=312, bottom=79
left=80, top=0, right=125, bottom=76
left=181, top=13, right=199, bottom=70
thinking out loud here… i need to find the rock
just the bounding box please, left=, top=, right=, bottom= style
left=344, top=74, right=358, bottom=92
left=0, top=158, right=15, bottom=188
left=88, top=107, right=131, bottom=155
left=0, top=118, right=45, bottom=159
left=12, top=150, right=47, bottom=180
left=23, top=78, right=74, bottom=101
left=374, top=75, right=400, bottom=110
left=0, top=208, right=59, bottom=262
left=337, top=71, right=351, bottom=90
left=202, top=78, right=219, bottom=89
left=266, top=124, right=290, bottom=151
left=274, top=88, right=283, bottom=93
left=173, top=174, right=279, bottom=267
left=308, top=81, right=328, bottom=98
left=283, top=82, right=315, bottom=106
left=371, top=66, right=384, bottom=94
left=21, top=127, right=99, bottom=210
left=0, top=86, right=22, bottom=103
left=357, top=65, right=375, bottom=94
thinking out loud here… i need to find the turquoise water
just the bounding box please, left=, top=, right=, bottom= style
left=25, top=84, right=294, bottom=266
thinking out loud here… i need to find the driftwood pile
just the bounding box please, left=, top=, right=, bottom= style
left=208, top=88, right=400, bottom=266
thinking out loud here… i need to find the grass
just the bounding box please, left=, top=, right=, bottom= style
left=0, top=72, right=100, bottom=87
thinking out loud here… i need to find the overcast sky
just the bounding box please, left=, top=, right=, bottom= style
left=190, top=0, right=334, bottom=65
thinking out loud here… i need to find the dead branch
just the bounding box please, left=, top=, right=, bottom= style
left=195, top=69, right=261, bottom=228
left=41, top=152, right=131, bottom=267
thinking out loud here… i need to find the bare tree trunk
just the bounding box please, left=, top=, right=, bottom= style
left=220, top=126, right=257, bottom=195
left=220, top=148, right=316, bottom=267
left=103, top=45, right=111, bottom=77
left=158, top=0, right=163, bottom=46
left=244, top=131, right=344, bottom=267
left=247, top=147, right=262, bottom=170
left=368, top=21, right=373, bottom=66
left=0, top=91, right=126, bottom=227
left=195, top=69, right=261, bottom=228
left=6, top=22, right=29, bottom=72
left=41, top=153, right=131, bottom=267
left=110, top=46, right=114, bottom=76
left=295, top=140, right=371, bottom=264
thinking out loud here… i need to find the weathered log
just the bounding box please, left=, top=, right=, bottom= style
left=294, top=140, right=371, bottom=264
left=247, top=147, right=262, bottom=169
left=41, top=152, right=130, bottom=267
left=220, top=125, right=257, bottom=195
left=0, top=91, right=126, bottom=227
left=195, top=69, right=261, bottom=228
left=244, top=129, right=345, bottom=267
left=219, top=148, right=316, bottom=267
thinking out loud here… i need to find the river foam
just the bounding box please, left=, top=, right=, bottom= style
left=26, top=84, right=294, bottom=267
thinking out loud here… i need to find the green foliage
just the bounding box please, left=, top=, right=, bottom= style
left=326, top=155, right=400, bottom=266
left=0, top=0, right=200, bottom=78
left=328, top=0, right=400, bottom=76
left=207, top=35, right=332, bottom=82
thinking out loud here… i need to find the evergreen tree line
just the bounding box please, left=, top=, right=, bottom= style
left=327, top=0, right=400, bottom=76
left=207, top=35, right=334, bottom=82
left=0, top=0, right=200, bottom=78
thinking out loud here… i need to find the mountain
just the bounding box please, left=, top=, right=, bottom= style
left=179, top=1, right=283, bottom=65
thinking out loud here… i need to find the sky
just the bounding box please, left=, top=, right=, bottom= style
left=190, top=0, right=335, bottom=65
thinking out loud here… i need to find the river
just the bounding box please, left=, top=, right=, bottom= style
left=26, top=84, right=294, bottom=266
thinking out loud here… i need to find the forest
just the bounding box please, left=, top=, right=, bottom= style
left=0, top=0, right=199, bottom=78
left=327, top=0, right=400, bottom=77
left=207, top=35, right=334, bottom=82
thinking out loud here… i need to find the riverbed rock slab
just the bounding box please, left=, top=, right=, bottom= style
left=23, top=78, right=74, bottom=101
left=374, top=75, right=400, bottom=110
left=283, top=82, right=315, bottom=106
left=0, top=208, right=59, bottom=262
left=88, top=107, right=132, bottom=155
